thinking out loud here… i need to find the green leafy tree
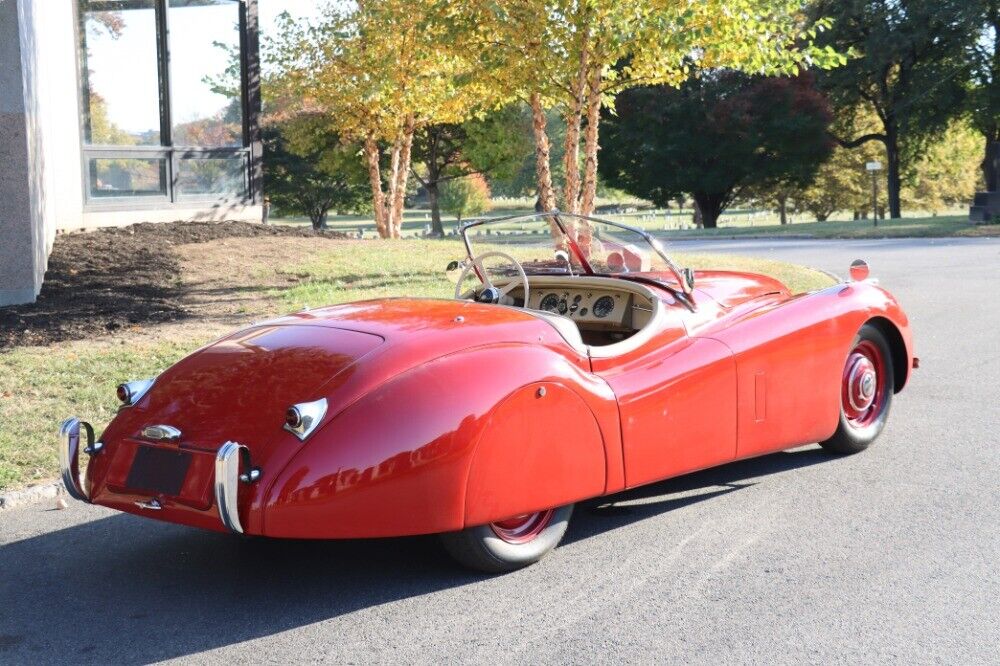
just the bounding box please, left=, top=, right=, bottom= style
left=902, top=119, right=984, bottom=213
left=439, top=174, right=492, bottom=223
left=412, top=106, right=533, bottom=236
left=262, top=116, right=370, bottom=229
left=812, top=0, right=977, bottom=218
left=967, top=1, right=1000, bottom=189
left=460, top=0, right=844, bottom=224
left=797, top=104, right=887, bottom=220
left=599, top=73, right=833, bottom=228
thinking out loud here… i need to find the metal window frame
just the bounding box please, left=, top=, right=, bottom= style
left=76, top=0, right=261, bottom=211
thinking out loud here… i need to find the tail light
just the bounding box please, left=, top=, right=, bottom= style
left=283, top=398, right=328, bottom=441
left=116, top=378, right=155, bottom=407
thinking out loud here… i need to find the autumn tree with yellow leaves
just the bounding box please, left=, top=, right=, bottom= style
left=457, top=0, right=844, bottom=220
left=269, top=1, right=494, bottom=238
left=271, top=0, right=843, bottom=239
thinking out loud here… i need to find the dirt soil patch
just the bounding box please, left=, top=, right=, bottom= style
left=0, top=222, right=346, bottom=349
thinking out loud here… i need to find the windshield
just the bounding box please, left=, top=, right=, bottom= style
left=459, top=212, right=689, bottom=289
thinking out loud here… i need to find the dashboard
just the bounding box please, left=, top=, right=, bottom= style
left=524, top=287, right=652, bottom=330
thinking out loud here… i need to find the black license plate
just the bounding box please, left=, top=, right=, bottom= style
left=126, top=446, right=192, bottom=496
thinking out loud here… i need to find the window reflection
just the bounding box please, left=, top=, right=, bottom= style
left=176, top=157, right=247, bottom=196
left=168, top=0, right=243, bottom=147
left=89, top=158, right=168, bottom=197
left=79, top=0, right=162, bottom=146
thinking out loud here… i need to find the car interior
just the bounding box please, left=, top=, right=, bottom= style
left=468, top=275, right=672, bottom=358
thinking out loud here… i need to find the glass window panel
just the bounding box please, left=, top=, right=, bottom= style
left=89, top=158, right=167, bottom=197
left=168, top=0, right=243, bottom=147
left=79, top=0, right=162, bottom=146
left=175, top=157, right=246, bottom=196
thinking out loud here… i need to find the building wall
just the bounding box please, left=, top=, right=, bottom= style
left=0, top=0, right=262, bottom=307
left=1, top=0, right=41, bottom=306
left=0, top=0, right=84, bottom=306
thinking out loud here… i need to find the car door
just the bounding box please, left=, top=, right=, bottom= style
left=591, top=305, right=737, bottom=489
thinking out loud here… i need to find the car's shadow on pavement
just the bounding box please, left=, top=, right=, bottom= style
left=0, top=446, right=833, bottom=663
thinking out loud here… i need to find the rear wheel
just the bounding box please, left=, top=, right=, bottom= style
left=440, top=505, right=573, bottom=573
left=820, top=324, right=894, bottom=455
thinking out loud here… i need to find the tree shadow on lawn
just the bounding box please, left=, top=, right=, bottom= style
left=0, top=447, right=831, bottom=662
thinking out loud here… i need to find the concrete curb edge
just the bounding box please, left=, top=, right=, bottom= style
left=0, top=481, right=64, bottom=510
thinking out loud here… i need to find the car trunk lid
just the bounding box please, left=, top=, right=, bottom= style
left=102, top=325, right=382, bottom=504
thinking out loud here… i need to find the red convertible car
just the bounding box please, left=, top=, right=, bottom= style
left=60, top=212, right=915, bottom=572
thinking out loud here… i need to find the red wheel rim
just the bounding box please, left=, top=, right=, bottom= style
left=489, top=510, right=554, bottom=544
left=842, top=339, right=887, bottom=429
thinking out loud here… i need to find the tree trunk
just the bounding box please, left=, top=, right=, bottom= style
left=389, top=117, right=415, bottom=239
left=427, top=181, right=443, bottom=236
left=562, top=34, right=590, bottom=215
left=386, top=137, right=403, bottom=237
left=364, top=136, right=389, bottom=238
left=693, top=200, right=703, bottom=228
left=984, top=139, right=1000, bottom=192
left=530, top=93, right=557, bottom=212
left=885, top=122, right=902, bottom=219
left=562, top=108, right=582, bottom=214
left=579, top=63, right=602, bottom=218
left=310, top=209, right=328, bottom=230
left=424, top=132, right=444, bottom=237
left=693, top=193, right=724, bottom=229
left=816, top=212, right=830, bottom=222
left=778, top=194, right=789, bottom=225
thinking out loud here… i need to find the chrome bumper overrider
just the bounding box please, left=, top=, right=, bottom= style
left=214, top=441, right=260, bottom=534
left=59, top=417, right=100, bottom=502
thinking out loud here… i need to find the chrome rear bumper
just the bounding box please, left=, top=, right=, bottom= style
left=60, top=418, right=258, bottom=534
left=59, top=417, right=99, bottom=502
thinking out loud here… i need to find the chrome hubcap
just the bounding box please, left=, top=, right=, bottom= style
left=847, top=355, right=877, bottom=412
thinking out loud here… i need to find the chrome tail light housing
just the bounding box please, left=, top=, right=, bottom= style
left=283, top=398, right=328, bottom=441
left=116, top=378, right=155, bottom=407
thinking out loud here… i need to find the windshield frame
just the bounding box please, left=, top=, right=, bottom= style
left=458, top=210, right=693, bottom=295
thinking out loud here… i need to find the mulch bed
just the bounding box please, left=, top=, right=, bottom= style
left=0, top=221, right=346, bottom=349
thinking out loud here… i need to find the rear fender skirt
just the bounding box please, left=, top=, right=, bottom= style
left=261, top=344, right=620, bottom=539
left=463, top=381, right=607, bottom=528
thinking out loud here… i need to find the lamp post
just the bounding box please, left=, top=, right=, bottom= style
left=866, top=161, right=882, bottom=227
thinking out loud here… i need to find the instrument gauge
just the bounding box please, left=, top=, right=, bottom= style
left=593, top=295, right=615, bottom=318
left=539, top=293, right=560, bottom=312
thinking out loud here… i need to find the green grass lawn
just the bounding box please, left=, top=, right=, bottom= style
left=0, top=340, right=200, bottom=490
left=273, top=238, right=835, bottom=311
left=0, top=238, right=833, bottom=492
left=660, top=215, right=1000, bottom=239
left=275, top=208, right=999, bottom=240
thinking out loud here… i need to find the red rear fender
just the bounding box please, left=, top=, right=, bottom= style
left=261, top=344, right=621, bottom=539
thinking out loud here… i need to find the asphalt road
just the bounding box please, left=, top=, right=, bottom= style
left=2, top=237, right=998, bottom=665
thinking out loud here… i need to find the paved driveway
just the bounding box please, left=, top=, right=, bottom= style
left=2, top=238, right=998, bottom=664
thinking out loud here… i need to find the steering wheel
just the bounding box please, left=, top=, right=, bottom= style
left=454, top=251, right=530, bottom=306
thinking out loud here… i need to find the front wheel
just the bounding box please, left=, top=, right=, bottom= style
left=440, top=505, right=573, bottom=573
left=820, top=324, right=895, bottom=455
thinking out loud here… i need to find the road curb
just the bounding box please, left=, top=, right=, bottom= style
left=670, top=234, right=819, bottom=240
left=816, top=267, right=843, bottom=284
left=0, top=481, right=64, bottom=510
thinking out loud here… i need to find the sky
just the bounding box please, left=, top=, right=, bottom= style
left=85, top=0, right=325, bottom=137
